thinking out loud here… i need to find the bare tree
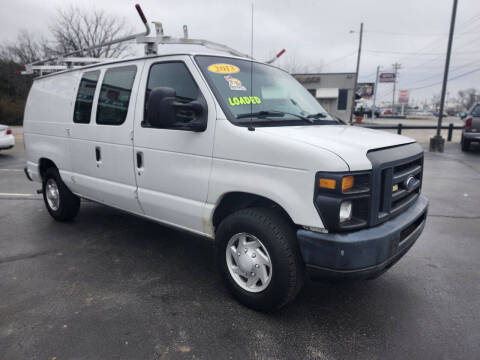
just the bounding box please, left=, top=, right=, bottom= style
left=457, top=88, right=478, bottom=111
left=1, top=6, right=132, bottom=64
left=0, top=30, right=50, bottom=63
left=49, top=6, right=132, bottom=58
left=274, top=52, right=323, bottom=74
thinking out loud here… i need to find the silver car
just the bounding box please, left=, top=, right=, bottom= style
left=460, top=103, right=480, bottom=151
left=0, top=125, right=15, bottom=151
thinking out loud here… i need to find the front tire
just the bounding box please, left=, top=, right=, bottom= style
left=216, top=207, right=304, bottom=311
left=42, top=168, right=80, bottom=221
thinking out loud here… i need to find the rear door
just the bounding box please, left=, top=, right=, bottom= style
left=69, top=61, right=144, bottom=214
left=132, top=56, right=216, bottom=235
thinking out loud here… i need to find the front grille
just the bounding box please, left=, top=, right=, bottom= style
left=367, top=143, right=424, bottom=226
left=391, top=158, right=422, bottom=214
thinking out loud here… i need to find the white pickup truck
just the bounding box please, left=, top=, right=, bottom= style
left=23, top=50, right=428, bottom=310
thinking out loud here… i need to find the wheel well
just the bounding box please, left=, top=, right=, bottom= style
left=38, top=158, right=57, bottom=180
left=212, top=192, right=294, bottom=231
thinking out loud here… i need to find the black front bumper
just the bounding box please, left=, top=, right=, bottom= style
left=297, top=195, right=428, bottom=280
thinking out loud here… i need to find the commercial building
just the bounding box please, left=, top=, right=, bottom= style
left=293, top=72, right=356, bottom=122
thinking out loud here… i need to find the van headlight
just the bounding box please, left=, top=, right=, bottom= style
left=339, top=201, right=352, bottom=222
left=314, top=171, right=371, bottom=231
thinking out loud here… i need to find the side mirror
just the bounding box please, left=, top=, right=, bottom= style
left=145, top=87, right=207, bottom=131
left=145, top=87, right=176, bottom=128
left=459, top=112, right=467, bottom=119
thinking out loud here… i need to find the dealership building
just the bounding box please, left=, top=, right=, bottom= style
left=293, top=72, right=356, bottom=122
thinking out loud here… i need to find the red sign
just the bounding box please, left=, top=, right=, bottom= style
left=398, top=90, right=409, bottom=104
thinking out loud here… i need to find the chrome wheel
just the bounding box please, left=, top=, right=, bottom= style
left=226, top=232, right=272, bottom=293
left=45, top=178, right=60, bottom=211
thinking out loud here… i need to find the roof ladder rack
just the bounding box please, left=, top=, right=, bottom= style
left=21, top=4, right=286, bottom=76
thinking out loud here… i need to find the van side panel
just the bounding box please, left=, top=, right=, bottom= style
left=24, top=72, right=79, bottom=182
left=206, top=120, right=350, bottom=231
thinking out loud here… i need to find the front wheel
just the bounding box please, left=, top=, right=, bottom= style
left=42, top=168, right=80, bottom=221
left=216, top=207, right=304, bottom=311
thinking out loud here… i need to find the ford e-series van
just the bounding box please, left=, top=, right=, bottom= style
left=23, top=48, right=428, bottom=310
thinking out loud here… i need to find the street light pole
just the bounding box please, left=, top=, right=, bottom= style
left=372, top=65, right=380, bottom=121
left=350, top=22, right=363, bottom=124
left=430, top=0, right=458, bottom=152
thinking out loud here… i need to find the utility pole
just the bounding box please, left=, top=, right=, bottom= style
left=430, top=0, right=458, bottom=152
left=350, top=22, right=363, bottom=124
left=391, top=62, right=401, bottom=111
left=372, top=65, right=381, bottom=121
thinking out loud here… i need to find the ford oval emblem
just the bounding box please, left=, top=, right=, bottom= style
left=405, top=176, right=416, bottom=191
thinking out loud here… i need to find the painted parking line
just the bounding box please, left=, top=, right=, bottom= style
left=0, top=193, right=36, bottom=197
left=0, top=193, right=41, bottom=201
left=0, top=169, right=24, bottom=172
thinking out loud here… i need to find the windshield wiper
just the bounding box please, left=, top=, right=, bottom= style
left=236, top=110, right=313, bottom=123
left=306, top=112, right=328, bottom=119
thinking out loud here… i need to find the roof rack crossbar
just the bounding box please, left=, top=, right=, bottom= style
left=136, top=34, right=251, bottom=59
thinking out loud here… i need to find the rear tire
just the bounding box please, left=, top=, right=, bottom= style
left=42, top=168, right=80, bottom=221
left=461, top=135, right=470, bottom=151
left=216, top=207, right=304, bottom=311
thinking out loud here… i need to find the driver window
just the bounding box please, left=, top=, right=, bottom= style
left=144, top=62, right=200, bottom=127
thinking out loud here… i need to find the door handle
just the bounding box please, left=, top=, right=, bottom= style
left=95, top=146, right=101, bottom=165
left=136, top=151, right=144, bottom=175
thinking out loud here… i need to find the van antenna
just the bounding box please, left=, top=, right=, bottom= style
left=248, top=2, right=255, bottom=132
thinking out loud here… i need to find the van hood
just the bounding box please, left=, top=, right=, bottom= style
left=256, top=125, right=415, bottom=171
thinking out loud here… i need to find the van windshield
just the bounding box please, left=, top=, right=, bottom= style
left=195, top=55, right=337, bottom=126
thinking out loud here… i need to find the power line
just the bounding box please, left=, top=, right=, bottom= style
left=407, top=65, right=480, bottom=92
left=322, top=51, right=356, bottom=68
left=386, top=12, right=480, bottom=68
left=364, top=30, right=477, bottom=37
left=401, top=59, right=480, bottom=87
left=365, top=49, right=480, bottom=55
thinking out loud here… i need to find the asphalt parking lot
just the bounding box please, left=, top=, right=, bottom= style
left=1, top=129, right=479, bottom=359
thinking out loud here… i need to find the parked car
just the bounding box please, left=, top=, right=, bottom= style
left=407, top=110, right=432, bottom=117
left=460, top=103, right=480, bottom=151
left=382, top=109, right=393, bottom=115
left=23, top=50, right=429, bottom=311
left=430, top=110, right=448, bottom=117
left=0, top=125, right=15, bottom=151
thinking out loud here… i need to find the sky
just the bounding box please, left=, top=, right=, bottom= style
left=1, top=0, right=480, bottom=107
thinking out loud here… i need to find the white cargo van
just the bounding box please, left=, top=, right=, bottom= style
left=22, top=6, right=428, bottom=310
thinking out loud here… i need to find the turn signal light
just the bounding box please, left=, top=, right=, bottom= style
left=319, top=178, right=336, bottom=190
left=342, top=176, right=354, bottom=192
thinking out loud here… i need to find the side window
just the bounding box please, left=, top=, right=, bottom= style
left=96, top=65, right=137, bottom=125
left=73, top=71, right=100, bottom=124
left=144, top=62, right=200, bottom=128
left=471, top=104, right=480, bottom=117
left=337, top=89, right=348, bottom=110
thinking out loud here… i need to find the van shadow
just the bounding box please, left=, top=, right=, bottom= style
left=60, top=201, right=425, bottom=329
